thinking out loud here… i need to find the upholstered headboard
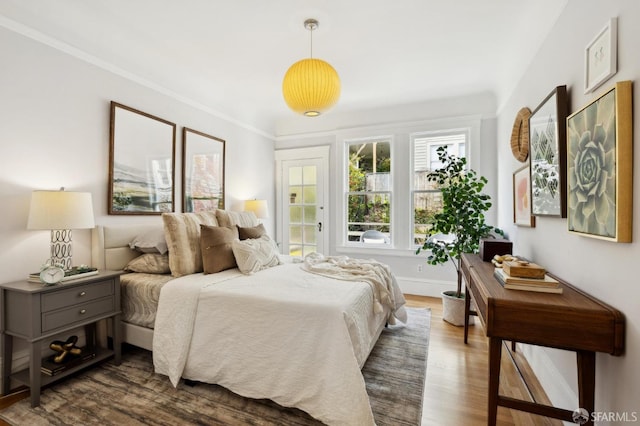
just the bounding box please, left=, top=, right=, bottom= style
left=91, top=224, right=161, bottom=271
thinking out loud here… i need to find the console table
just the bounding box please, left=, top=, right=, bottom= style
left=461, top=253, right=624, bottom=426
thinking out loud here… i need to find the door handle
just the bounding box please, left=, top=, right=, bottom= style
left=318, top=222, right=322, bottom=232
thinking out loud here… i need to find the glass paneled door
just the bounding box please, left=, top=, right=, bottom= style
left=282, top=159, right=324, bottom=257
left=276, top=146, right=328, bottom=257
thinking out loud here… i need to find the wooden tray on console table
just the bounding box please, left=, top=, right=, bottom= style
left=460, top=253, right=625, bottom=426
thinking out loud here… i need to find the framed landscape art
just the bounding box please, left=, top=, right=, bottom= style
left=109, top=102, right=176, bottom=215
left=513, top=165, right=535, bottom=227
left=567, top=80, right=632, bottom=242
left=529, top=85, right=568, bottom=217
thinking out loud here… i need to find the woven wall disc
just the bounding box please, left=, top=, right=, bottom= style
left=510, top=107, right=531, bottom=162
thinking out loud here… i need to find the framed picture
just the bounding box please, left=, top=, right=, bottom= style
left=182, top=128, right=225, bottom=212
left=513, top=165, right=535, bottom=227
left=584, top=18, right=617, bottom=94
left=567, top=80, right=633, bottom=242
left=529, top=85, right=568, bottom=217
left=109, top=102, right=176, bottom=214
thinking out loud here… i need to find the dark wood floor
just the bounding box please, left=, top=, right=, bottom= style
left=0, top=295, right=562, bottom=425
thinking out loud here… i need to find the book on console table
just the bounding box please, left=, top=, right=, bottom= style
left=494, top=268, right=563, bottom=294
left=28, top=267, right=99, bottom=283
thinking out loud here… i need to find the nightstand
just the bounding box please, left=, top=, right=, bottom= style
left=0, top=270, right=122, bottom=407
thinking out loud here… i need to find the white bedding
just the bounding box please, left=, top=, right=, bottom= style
left=153, top=259, right=406, bottom=425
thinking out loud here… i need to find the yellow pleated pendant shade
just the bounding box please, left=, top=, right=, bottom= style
left=282, top=58, right=341, bottom=117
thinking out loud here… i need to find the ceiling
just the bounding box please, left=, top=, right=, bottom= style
left=0, top=1, right=567, bottom=137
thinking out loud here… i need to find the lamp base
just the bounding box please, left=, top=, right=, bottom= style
left=50, top=229, right=73, bottom=270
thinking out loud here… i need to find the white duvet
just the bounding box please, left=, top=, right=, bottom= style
left=153, top=259, right=406, bottom=425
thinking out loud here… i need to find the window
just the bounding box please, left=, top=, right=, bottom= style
left=346, top=138, right=392, bottom=244
left=412, top=131, right=468, bottom=245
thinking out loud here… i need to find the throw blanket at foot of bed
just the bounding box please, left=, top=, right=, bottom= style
left=153, top=259, right=407, bottom=426
left=302, top=252, right=407, bottom=324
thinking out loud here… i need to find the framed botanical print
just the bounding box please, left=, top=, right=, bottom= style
left=584, top=18, right=617, bottom=94
left=567, top=81, right=632, bottom=242
left=182, top=127, right=225, bottom=212
left=529, top=85, right=568, bottom=217
left=109, top=102, right=176, bottom=214
left=513, top=165, right=535, bottom=227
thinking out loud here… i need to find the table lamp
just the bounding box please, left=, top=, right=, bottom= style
left=244, top=199, right=269, bottom=223
left=27, top=188, right=95, bottom=270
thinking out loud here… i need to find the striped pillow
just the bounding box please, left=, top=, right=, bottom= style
left=216, top=210, right=258, bottom=228
left=162, top=212, right=218, bottom=277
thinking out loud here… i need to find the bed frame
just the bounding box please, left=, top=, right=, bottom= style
left=92, top=224, right=390, bottom=360
left=91, top=224, right=162, bottom=351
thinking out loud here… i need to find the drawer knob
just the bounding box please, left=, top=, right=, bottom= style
left=79, top=291, right=86, bottom=297
left=79, top=309, right=87, bottom=315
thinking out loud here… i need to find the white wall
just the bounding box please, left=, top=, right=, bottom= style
left=275, top=93, right=499, bottom=297
left=496, top=0, right=639, bottom=421
left=0, top=26, right=275, bottom=376
left=0, top=27, right=275, bottom=285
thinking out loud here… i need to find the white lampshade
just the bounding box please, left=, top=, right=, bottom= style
left=28, top=190, right=95, bottom=230
left=244, top=199, right=269, bottom=219
left=27, top=189, right=95, bottom=271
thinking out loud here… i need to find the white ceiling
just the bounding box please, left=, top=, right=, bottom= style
left=0, top=0, right=567, bottom=137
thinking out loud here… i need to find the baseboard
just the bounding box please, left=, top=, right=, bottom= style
left=520, top=345, right=577, bottom=412
left=396, top=276, right=455, bottom=298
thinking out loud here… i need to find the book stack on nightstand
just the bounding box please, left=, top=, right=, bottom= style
left=28, top=266, right=99, bottom=283
left=494, top=260, right=563, bottom=294
left=41, top=350, right=97, bottom=376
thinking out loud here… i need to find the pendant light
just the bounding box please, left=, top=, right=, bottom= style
left=282, top=19, right=341, bottom=117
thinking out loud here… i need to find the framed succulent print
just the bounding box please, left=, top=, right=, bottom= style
left=567, top=80, right=632, bottom=242
left=529, top=85, right=568, bottom=217
left=513, top=165, right=535, bottom=227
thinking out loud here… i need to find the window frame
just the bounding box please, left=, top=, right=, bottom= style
left=411, top=128, right=472, bottom=248
left=343, top=136, right=394, bottom=247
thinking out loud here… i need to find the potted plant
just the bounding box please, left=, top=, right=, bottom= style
left=416, top=146, right=502, bottom=326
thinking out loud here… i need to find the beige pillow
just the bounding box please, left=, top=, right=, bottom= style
left=162, top=212, right=219, bottom=277
left=237, top=223, right=266, bottom=240
left=129, top=227, right=168, bottom=254
left=201, top=225, right=239, bottom=274
left=125, top=253, right=170, bottom=274
left=231, top=235, right=281, bottom=275
left=216, top=210, right=258, bottom=228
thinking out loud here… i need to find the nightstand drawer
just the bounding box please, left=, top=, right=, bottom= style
left=41, top=296, right=115, bottom=332
left=41, top=280, right=114, bottom=312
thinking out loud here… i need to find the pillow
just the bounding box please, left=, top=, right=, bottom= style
left=162, top=212, right=219, bottom=277
left=237, top=223, right=266, bottom=240
left=231, top=235, right=281, bottom=275
left=129, top=227, right=168, bottom=254
left=216, top=210, right=258, bottom=228
left=124, top=253, right=170, bottom=274
left=201, top=225, right=239, bottom=274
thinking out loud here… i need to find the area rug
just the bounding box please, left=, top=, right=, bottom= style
left=0, top=308, right=430, bottom=425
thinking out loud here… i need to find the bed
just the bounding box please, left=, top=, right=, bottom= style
left=91, top=211, right=407, bottom=425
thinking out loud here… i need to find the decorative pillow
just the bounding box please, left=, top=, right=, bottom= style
left=162, top=212, right=219, bottom=277
left=124, top=253, right=171, bottom=274
left=201, top=225, right=239, bottom=274
left=129, top=227, right=168, bottom=254
left=231, top=235, right=282, bottom=275
left=237, top=223, right=266, bottom=240
left=216, top=210, right=258, bottom=228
